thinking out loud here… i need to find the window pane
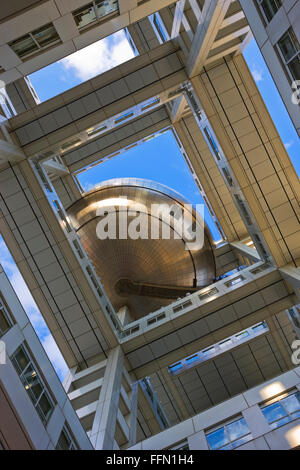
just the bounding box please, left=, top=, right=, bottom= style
left=95, top=0, right=118, bottom=19
left=236, top=331, right=249, bottom=340
left=11, top=345, right=54, bottom=426
left=9, top=35, right=38, bottom=58
left=252, top=322, right=266, bottom=332
left=206, top=427, right=228, bottom=450
left=270, top=415, right=291, bottom=429
left=12, top=347, right=30, bottom=373
left=73, top=4, right=96, bottom=28
left=22, top=365, right=43, bottom=400
left=32, top=23, right=59, bottom=48
left=56, top=429, right=71, bottom=450
left=288, top=56, right=300, bottom=81
left=227, top=418, right=249, bottom=441
left=0, top=309, right=11, bottom=336
left=262, top=402, right=287, bottom=423
left=278, top=32, right=297, bottom=61
left=260, top=0, right=281, bottom=22
left=291, top=410, right=300, bottom=419
left=281, top=393, right=300, bottom=414
left=37, top=391, right=53, bottom=423
left=219, top=444, right=232, bottom=450
left=231, top=434, right=252, bottom=448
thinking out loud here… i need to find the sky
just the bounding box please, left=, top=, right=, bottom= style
left=1, top=30, right=298, bottom=382
left=77, top=130, right=222, bottom=241
left=0, top=235, right=68, bottom=380
left=29, top=30, right=135, bottom=101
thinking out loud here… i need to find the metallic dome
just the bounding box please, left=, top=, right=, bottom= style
left=67, top=178, right=216, bottom=321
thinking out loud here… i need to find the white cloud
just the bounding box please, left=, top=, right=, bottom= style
left=42, top=334, right=68, bottom=380
left=0, top=237, right=68, bottom=381
left=285, top=140, right=294, bottom=150
left=251, top=67, right=264, bottom=83
left=60, top=30, right=135, bottom=82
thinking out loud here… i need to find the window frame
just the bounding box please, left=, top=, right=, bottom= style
left=170, top=440, right=189, bottom=450
left=276, top=27, right=300, bottom=83
left=260, top=389, right=300, bottom=430
left=56, top=425, right=78, bottom=450
left=9, top=23, right=61, bottom=60
left=11, top=343, right=55, bottom=426
left=205, top=415, right=252, bottom=450
left=73, top=0, right=119, bottom=31
left=256, top=0, right=282, bottom=24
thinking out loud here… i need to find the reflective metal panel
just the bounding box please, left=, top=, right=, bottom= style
left=67, top=178, right=216, bottom=320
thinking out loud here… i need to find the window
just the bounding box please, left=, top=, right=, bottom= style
left=261, top=390, right=300, bottom=429
left=203, top=127, right=221, bottom=160
left=225, top=275, right=244, bottom=287
left=171, top=440, right=189, bottom=450
left=169, top=362, right=183, bottom=373
left=86, top=265, right=103, bottom=297
left=289, top=309, right=300, bottom=329
left=199, top=287, right=218, bottom=301
left=206, top=417, right=252, bottom=450
left=202, top=346, right=215, bottom=356
left=173, top=300, right=193, bottom=313
left=0, top=293, right=13, bottom=337
left=73, top=0, right=119, bottom=30
left=56, top=426, right=77, bottom=450
left=87, top=125, right=107, bottom=137
left=219, top=338, right=233, bottom=350
left=141, top=97, right=160, bottom=111
left=186, top=354, right=198, bottom=365
left=9, top=23, right=60, bottom=59
left=147, top=313, right=166, bottom=325
left=115, top=112, right=134, bottom=124
left=257, top=0, right=282, bottom=22
left=235, top=330, right=250, bottom=340
left=11, top=345, right=54, bottom=425
left=252, top=321, right=267, bottom=333
left=53, top=200, right=72, bottom=232
left=277, top=28, right=300, bottom=81
left=234, top=194, right=252, bottom=225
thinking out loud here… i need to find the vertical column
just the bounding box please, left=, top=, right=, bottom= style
left=128, top=381, right=138, bottom=447
left=90, top=347, right=124, bottom=449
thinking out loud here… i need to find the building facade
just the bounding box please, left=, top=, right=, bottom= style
left=239, top=0, right=300, bottom=137
left=0, top=0, right=299, bottom=450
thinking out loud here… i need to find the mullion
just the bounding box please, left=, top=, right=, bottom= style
left=29, top=32, right=41, bottom=49
left=19, top=360, right=31, bottom=378
left=224, top=424, right=232, bottom=449
left=286, top=51, right=300, bottom=65
left=92, top=1, right=98, bottom=20
left=33, top=385, right=44, bottom=405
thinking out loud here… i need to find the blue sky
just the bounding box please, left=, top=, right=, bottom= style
left=0, top=235, right=68, bottom=380
left=243, top=40, right=299, bottom=176
left=29, top=30, right=135, bottom=101
left=1, top=31, right=298, bottom=381
left=77, top=131, right=222, bottom=241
